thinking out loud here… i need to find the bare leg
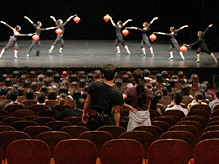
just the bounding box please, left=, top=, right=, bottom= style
left=0, top=49, right=5, bottom=58
left=196, top=54, right=200, bottom=62
left=180, top=52, right=185, bottom=61
left=116, top=46, right=121, bottom=54
left=59, top=47, right=63, bottom=54
left=169, top=51, right=173, bottom=59
left=14, top=50, right=18, bottom=59
left=211, top=53, right=217, bottom=63
left=125, top=45, right=131, bottom=55
left=141, top=47, right=146, bottom=56
left=49, top=45, right=54, bottom=54
left=150, top=47, right=154, bottom=57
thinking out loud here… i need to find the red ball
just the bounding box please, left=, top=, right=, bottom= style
left=73, top=16, right=81, bottom=23
left=103, top=15, right=110, bottom=22
left=32, top=35, right=40, bottom=41
left=55, top=28, right=63, bottom=35
left=122, top=29, right=129, bottom=36
left=180, top=45, right=188, bottom=52
left=149, top=34, right=157, bottom=41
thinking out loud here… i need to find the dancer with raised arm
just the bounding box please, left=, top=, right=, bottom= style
left=184, top=24, right=217, bottom=63
left=109, top=15, right=132, bottom=55
left=24, top=16, right=56, bottom=57
left=127, top=17, right=158, bottom=57
left=0, top=21, right=32, bottom=59
left=154, top=25, right=188, bottom=60
left=48, top=14, right=77, bottom=55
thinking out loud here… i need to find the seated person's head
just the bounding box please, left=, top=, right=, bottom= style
left=173, top=91, right=183, bottom=105
left=115, top=78, right=123, bottom=88
left=40, top=85, right=48, bottom=95
left=46, top=69, right=53, bottom=78
left=73, top=90, right=81, bottom=100
left=58, top=93, right=67, bottom=106
left=58, top=86, right=68, bottom=95
left=161, top=70, right=168, bottom=79
left=30, top=82, right=38, bottom=92
left=94, top=70, right=101, bottom=80
left=156, top=73, right=163, bottom=83
left=0, top=86, right=8, bottom=96
left=9, top=89, right=18, bottom=101
left=150, top=79, right=157, bottom=87
left=54, top=73, right=60, bottom=83
left=47, top=90, right=57, bottom=100
left=24, top=79, right=31, bottom=88
left=102, top=64, right=116, bottom=81
left=5, top=78, right=12, bottom=87
left=178, top=71, right=184, bottom=79
left=25, top=88, right=34, bottom=100
left=143, top=69, right=150, bottom=77
left=77, top=97, right=85, bottom=109
left=44, top=77, right=51, bottom=87
left=181, top=85, right=191, bottom=96
left=37, top=74, right=45, bottom=83
left=195, top=92, right=203, bottom=102
left=37, top=92, right=46, bottom=103
left=69, top=74, right=78, bottom=83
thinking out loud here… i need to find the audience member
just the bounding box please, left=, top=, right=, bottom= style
left=187, top=92, right=207, bottom=111
left=5, top=89, right=25, bottom=108
left=209, top=90, right=219, bottom=113
left=25, top=88, right=34, bottom=100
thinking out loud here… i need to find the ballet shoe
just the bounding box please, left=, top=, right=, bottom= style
left=26, top=54, right=29, bottom=57
left=59, top=51, right=63, bottom=54
left=128, top=51, right=131, bottom=55
left=182, top=58, right=185, bottom=61
left=115, top=52, right=121, bottom=55
left=48, top=49, right=52, bottom=55
left=141, top=54, right=146, bottom=57
left=195, top=60, right=200, bottom=63
left=14, top=57, right=18, bottom=59
left=168, top=57, right=174, bottom=60
left=152, top=54, right=154, bottom=57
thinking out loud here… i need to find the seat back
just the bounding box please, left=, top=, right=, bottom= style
left=148, top=139, right=191, bottom=164
left=53, top=139, right=98, bottom=164
left=194, top=139, right=219, bottom=164
left=12, top=109, right=35, bottom=118
left=78, top=131, right=114, bottom=152
left=63, top=116, right=82, bottom=125
left=97, top=125, right=126, bottom=139
left=33, top=117, right=55, bottom=125
left=6, top=139, right=51, bottom=164
left=23, top=125, right=53, bottom=139
left=100, top=139, right=144, bottom=164
left=119, top=131, right=155, bottom=158
left=12, top=120, right=38, bottom=131
left=45, top=121, right=71, bottom=131
left=60, top=125, right=89, bottom=139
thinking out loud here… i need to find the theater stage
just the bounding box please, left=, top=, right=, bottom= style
left=0, top=40, right=218, bottom=69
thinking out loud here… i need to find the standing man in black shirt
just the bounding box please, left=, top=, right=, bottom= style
left=82, top=64, right=124, bottom=130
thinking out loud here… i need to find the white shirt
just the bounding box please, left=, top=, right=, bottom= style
left=165, top=105, right=188, bottom=116
left=209, top=98, right=219, bottom=113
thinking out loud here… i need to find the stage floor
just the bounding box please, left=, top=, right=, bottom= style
left=0, top=40, right=218, bottom=68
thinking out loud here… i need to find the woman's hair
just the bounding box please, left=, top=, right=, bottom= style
left=57, top=19, right=63, bottom=26
left=133, top=69, right=147, bottom=107
left=198, top=31, right=203, bottom=36
left=15, top=25, right=21, bottom=31
left=170, top=26, right=178, bottom=36
left=143, top=22, right=150, bottom=31
left=36, top=21, right=42, bottom=26
left=58, top=93, right=67, bottom=106
left=117, top=21, right=123, bottom=26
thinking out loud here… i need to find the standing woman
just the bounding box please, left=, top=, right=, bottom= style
left=48, top=14, right=77, bottom=55
left=109, top=16, right=132, bottom=55
left=123, top=69, right=153, bottom=131
left=154, top=25, right=188, bottom=60
left=127, top=17, right=158, bottom=57
left=0, top=21, right=32, bottom=59
left=24, top=16, right=56, bottom=57
left=184, top=24, right=217, bottom=63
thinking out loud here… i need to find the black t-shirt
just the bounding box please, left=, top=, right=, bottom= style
left=88, top=81, right=124, bottom=116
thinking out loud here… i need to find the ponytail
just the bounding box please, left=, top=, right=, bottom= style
left=133, top=69, right=148, bottom=107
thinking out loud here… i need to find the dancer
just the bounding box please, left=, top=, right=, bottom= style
left=48, top=14, right=77, bottom=55
left=127, top=17, right=158, bottom=57
left=0, top=21, right=32, bottom=59
left=184, top=24, right=217, bottom=63
left=154, top=25, right=188, bottom=60
left=24, top=16, right=56, bottom=57
left=109, top=15, right=132, bottom=55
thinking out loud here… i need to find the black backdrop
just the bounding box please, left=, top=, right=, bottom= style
left=0, top=0, right=218, bottom=50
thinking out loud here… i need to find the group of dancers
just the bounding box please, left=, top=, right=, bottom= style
left=108, top=15, right=217, bottom=63
left=0, top=14, right=217, bottom=63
